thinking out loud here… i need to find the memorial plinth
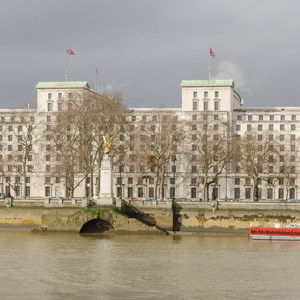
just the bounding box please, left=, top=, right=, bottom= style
left=98, top=153, right=115, bottom=205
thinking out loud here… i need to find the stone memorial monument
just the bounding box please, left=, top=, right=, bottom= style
left=98, top=135, right=116, bottom=205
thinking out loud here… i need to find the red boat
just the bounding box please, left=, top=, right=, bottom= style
left=249, top=222, right=300, bottom=240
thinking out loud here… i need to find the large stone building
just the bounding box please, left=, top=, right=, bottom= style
left=0, top=79, right=299, bottom=200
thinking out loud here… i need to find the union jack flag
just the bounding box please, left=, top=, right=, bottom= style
left=210, top=48, right=215, bottom=58
left=67, top=49, right=76, bottom=55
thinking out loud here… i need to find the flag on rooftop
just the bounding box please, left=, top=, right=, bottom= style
left=210, top=48, right=215, bottom=58
left=96, top=69, right=99, bottom=77
left=67, top=49, right=76, bottom=55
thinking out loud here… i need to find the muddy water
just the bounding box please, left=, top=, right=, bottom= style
left=0, top=232, right=299, bottom=299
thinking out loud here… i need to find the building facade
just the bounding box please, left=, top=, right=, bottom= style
left=0, top=79, right=299, bottom=200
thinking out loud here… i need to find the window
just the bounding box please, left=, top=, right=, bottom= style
left=280, top=145, right=284, bottom=151
left=26, top=177, right=30, bottom=183
left=58, top=93, right=62, bottom=99
left=45, top=177, right=51, bottom=184
left=280, top=155, right=284, bottom=162
left=56, top=177, right=60, bottom=184
left=269, top=166, right=273, bottom=173
left=1, top=117, right=4, bottom=122
left=0, top=135, right=2, bottom=142
left=291, top=145, right=295, bottom=151
left=280, top=124, right=285, bottom=131
left=267, top=188, right=273, bottom=200
left=237, top=115, right=242, bottom=121
left=149, top=177, right=154, bottom=184
left=191, top=178, right=197, bottom=185
left=269, top=124, right=273, bottom=131
left=247, top=125, right=252, bottom=131
left=191, top=166, right=197, bottom=173
left=245, top=188, right=251, bottom=199
left=58, top=103, right=62, bottom=111
left=193, top=91, right=197, bottom=98
left=149, top=187, right=154, bottom=198
left=215, top=91, right=219, bottom=98
left=236, top=125, right=241, bottom=131
left=291, top=124, right=296, bottom=131
left=203, top=102, right=208, bottom=110
left=248, top=115, right=252, bottom=121
left=291, top=155, right=295, bottom=162
left=270, top=115, right=274, bottom=121
left=214, top=115, right=218, bottom=120
left=46, top=165, right=50, bottom=172
left=269, top=135, right=273, bottom=141
left=214, top=124, right=218, bottom=130
left=204, top=91, right=208, bottom=98
left=213, top=166, right=218, bottom=173
left=8, top=135, right=12, bottom=141
left=25, top=186, right=30, bottom=197
left=8, top=125, right=12, bottom=131
left=269, top=155, right=273, bottom=163
left=280, top=135, right=284, bottom=141
left=46, top=155, right=50, bottom=161
left=290, top=189, right=295, bottom=200
left=245, top=178, right=251, bottom=185
left=193, top=102, right=198, bottom=111
left=258, top=135, right=262, bottom=141
left=214, top=102, right=219, bottom=110
left=142, top=115, right=147, bottom=122
left=191, top=188, right=197, bottom=198
left=258, top=124, right=262, bottom=131
left=292, top=115, right=296, bottom=121
left=259, top=115, right=263, bottom=121
left=267, top=178, right=273, bottom=185
left=132, top=116, right=136, bottom=121
left=290, top=134, right=295, bottom=141
left=45, top=186, right=50, bottom=197
left=8, top=145, right=12, bottom=151
left=138, top=187, right=143, bottom=198
left=234, top=188, right=240, bottom=199
left=235, top=178, right=240, bottom=185
left=48, top=103, right=52, bottom=112
left=290, top=178, right=296, bottom=185
left=281, top=115, right=285, bottom=121
left=152, top=116, right=157, bottom=121
left=279, top=178, right=284, bottom=185
left=48, top=93, right=52, bottom=100
left=127, top=187, right=133, bottom=198
left=257, top=178, right=262, bottom=185
left=192, top=124, right=197, bottom=131
left=28, top=155, right=32, bottom=161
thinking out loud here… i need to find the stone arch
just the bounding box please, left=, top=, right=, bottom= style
left=79, top=219, right=114, bottom=234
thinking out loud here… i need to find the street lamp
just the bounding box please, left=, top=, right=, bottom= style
left=118, top=162, right=122, bottom=199
left=172, top=157, right=177, bottom=199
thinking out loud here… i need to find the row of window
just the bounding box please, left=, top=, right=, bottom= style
left=117, top=186, right=175, bottom=198
left=237, top=115, right=297, bottom=121
left=236, top=124, right=296, bottom=131
left=193, top=101, right=220, bottom=111
left=234, top=187, right=296, bottom=200
left=48, top=93, right=73, bottom=100
left=235, top=178, right=296, bottom=185
left=0, top=125, right=33, bottom=131
left=193, top=91, right=219, bottom=98
left=47, top=102, right=72, bottom=112
left=0, top=117, right=34, bottom=123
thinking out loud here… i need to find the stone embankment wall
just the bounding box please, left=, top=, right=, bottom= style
left=173, top=201, right=300, bottom=232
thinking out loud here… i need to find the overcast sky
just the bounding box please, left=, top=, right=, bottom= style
left=1, top=0, right=300, bottom=109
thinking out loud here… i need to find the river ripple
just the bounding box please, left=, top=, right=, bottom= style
left=0, top=233, right=300, bottom=299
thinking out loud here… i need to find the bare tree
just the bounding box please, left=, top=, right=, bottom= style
left=187, top=112, right=233, bottom=201
left=234, top=128, right=280, bottom=201
left=128, top=110, right=186, bottom=200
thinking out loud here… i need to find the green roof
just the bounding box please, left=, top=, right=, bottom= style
left=181, top=79, right=234, bottom=87
left=36, top=81, right=90, bottom=89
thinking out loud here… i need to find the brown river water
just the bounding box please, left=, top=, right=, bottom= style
left=0, top=232, right=300, bottom=299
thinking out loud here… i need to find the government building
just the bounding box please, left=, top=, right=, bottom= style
left=0, top=79, right=299, bottom=201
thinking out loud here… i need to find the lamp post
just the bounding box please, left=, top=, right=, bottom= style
left=172, top=157, right=177, bottom=199
left=119, top=162, right=122, bottom=199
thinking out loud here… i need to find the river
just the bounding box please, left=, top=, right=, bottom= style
left=0, top=232, right=300, bottom=299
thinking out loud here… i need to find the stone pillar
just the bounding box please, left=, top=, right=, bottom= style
left=98, top=153, right=115, bottom=205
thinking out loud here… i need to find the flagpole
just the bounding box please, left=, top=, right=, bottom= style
left=65, top=50, right=68, bottom=81
left=95, top=70, right=96, bottom=90
left=209, top=47, right=211, bottom=80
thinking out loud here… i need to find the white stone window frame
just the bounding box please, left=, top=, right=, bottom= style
left=214, top=100, right=220, bottom=111
left=192, top=100, right=198, bottom=111
left=47, top=100, right=54, bottom=112
left=203, top=99, right=210, bottom=111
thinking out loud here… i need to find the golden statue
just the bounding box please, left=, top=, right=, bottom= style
left=103, top=135, right=116, bottom=153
